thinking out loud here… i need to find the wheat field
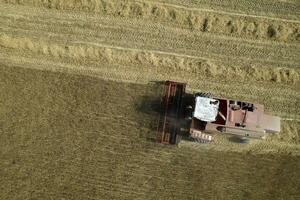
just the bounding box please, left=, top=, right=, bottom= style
left=0, top=0, right=299, bottom=199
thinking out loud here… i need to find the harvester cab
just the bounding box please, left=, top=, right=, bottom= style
left=156, top=81, right=281, bottom=144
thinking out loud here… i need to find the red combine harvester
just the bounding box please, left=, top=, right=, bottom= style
left=156, top=81, right=281, bottom=144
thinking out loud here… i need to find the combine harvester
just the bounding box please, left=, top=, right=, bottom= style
left=156, top=81, right=280, bottom=144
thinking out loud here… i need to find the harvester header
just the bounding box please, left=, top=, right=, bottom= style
left=156, top=81, right=186, bottom=144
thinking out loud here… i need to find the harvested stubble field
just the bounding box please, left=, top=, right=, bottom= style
left=0, top=0, right=300, bottom=199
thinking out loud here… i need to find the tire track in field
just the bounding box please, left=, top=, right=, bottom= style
left=140, top=0, right=300, bottom=23
left=0, top=9, right=299, bottom=72
left=1, top=25, right=297, bottom=69
left=0, top=7, right=298, bottom=67
left=0, top=4, right=298, bottom=67
left=153, top=0, right=300, bottom=20
left=1, top=7, right=297, bottom=79
left=0, top=32, right=299, bottom=86
left=1, top=1, right=299, bottom=43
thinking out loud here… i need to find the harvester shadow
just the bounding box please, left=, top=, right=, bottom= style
left=135, top=81, right=164, bottom=142
left=135, top=80, right=163, bottom=117
left=137, top=96, right=161, bottom=115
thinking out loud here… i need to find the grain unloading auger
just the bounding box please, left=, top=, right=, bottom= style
left=156, top=81, right=281, bottom=144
